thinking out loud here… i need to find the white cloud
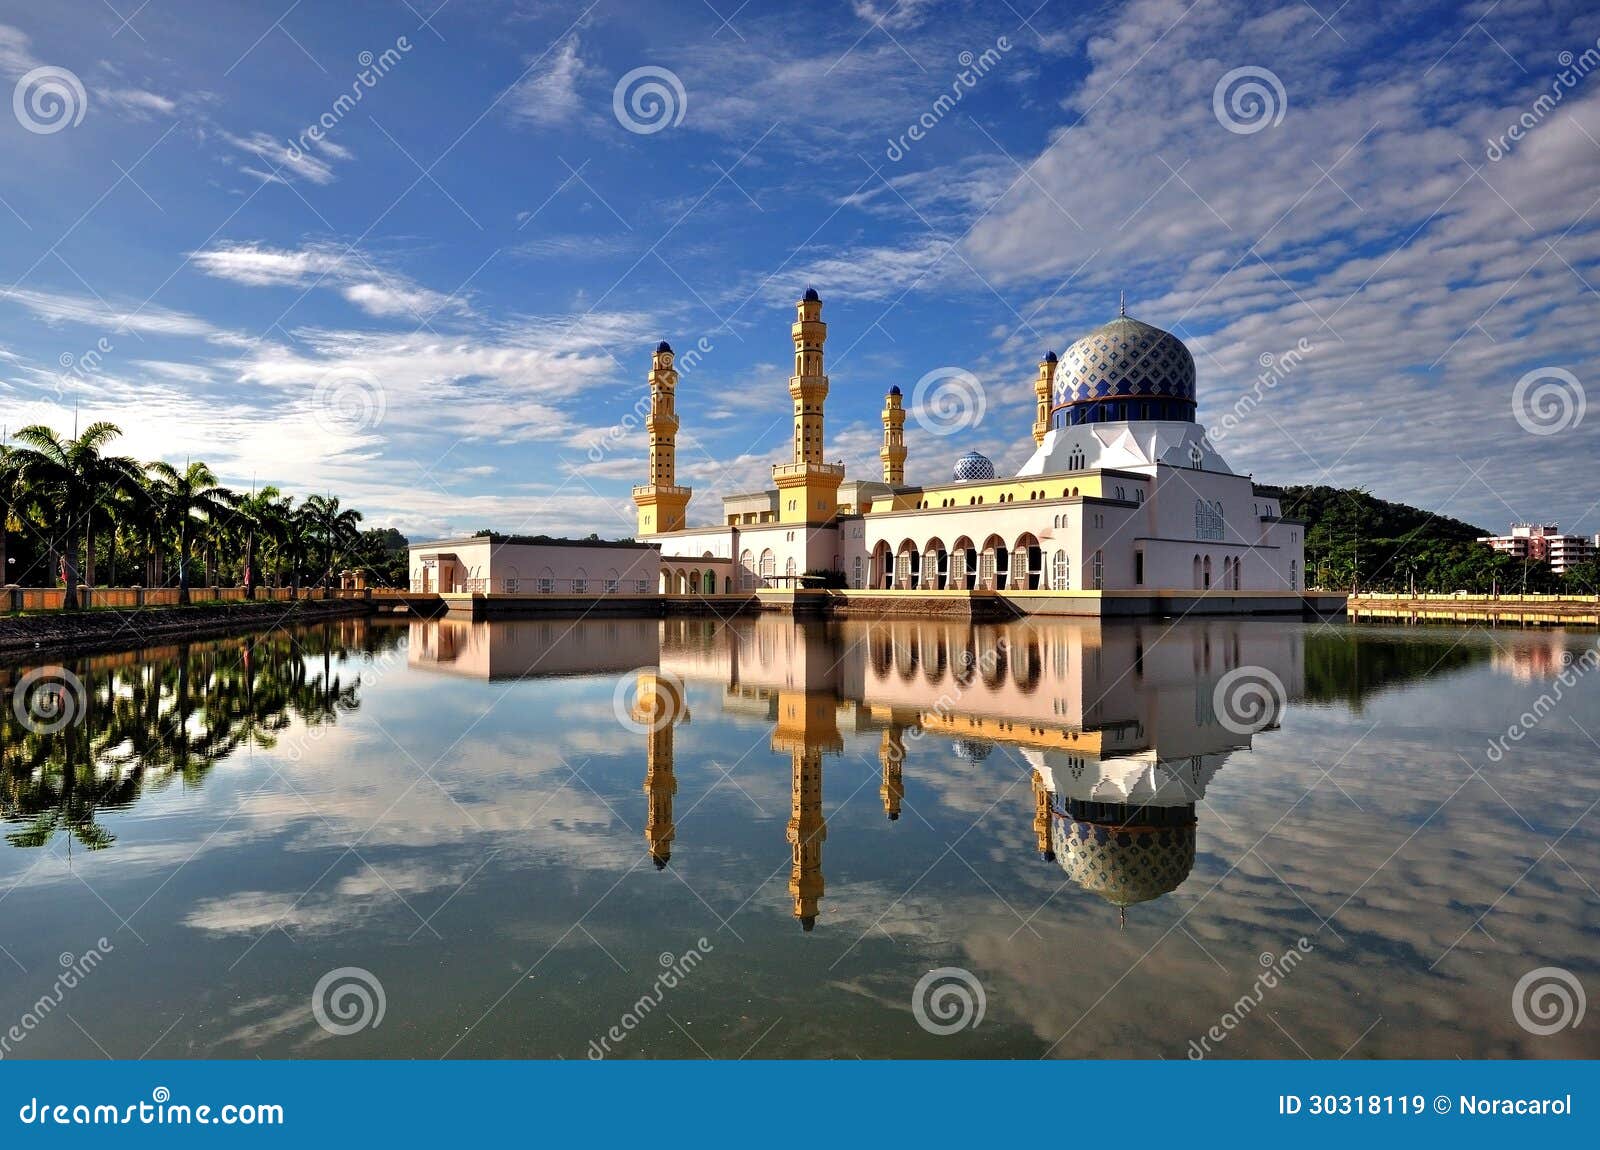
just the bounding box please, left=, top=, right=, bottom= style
left=222, top=130, right=342, bottom=185
left=191, top=243, right=468, bottom=320
left=0, top=22, right=40, bottom=77
left=94, top=86, right=176, bottom=119
left=507, top=34, right=587, bottom=127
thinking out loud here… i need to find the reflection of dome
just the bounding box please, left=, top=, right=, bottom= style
left=954, top=738, right=994, bottom=762
left=953, top=451, right=995, bottom=481
left=1052, top=804, right=1196, bottom=909
left=1053, top=314, right=1196, bottom=422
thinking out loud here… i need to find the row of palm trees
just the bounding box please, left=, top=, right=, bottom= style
left=1, top=421, right=374, bottom=610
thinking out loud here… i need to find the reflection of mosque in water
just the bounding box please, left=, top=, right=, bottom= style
left=410, top=614, right=1307, bottom=930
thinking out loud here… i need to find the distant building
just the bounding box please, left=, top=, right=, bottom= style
left=407, top=534, right=659, bottom=595
left=1478, top=523, right=1595, bottom=575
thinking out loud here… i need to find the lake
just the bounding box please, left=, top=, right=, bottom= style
left=1, top=614, right=1596, bottom=1059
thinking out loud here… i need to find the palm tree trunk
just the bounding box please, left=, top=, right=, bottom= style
left=84, top=511, right=97, bottom=587
left=244, top=530, right=256, bottom=600
left=177, top=526, right=191, bottom=606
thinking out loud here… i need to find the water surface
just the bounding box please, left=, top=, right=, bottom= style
left=1, top=615, right=1596, bottom=1059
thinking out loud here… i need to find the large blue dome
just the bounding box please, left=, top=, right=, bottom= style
left=1052, top=315, right=1196, bottom=423
left=953, top=451, right=995, bottom=481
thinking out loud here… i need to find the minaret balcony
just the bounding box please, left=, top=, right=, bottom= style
left=772, top=461, right=845, bottom=481
left=633, top=483, right=692, bottom=498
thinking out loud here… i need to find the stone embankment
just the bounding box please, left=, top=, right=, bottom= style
left=0, top=598, right=372, bottom=660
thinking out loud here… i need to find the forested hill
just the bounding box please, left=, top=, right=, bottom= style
left=1263, top=484, right=1589, bottom=593
left=1278, top=485, right=1487, bottom=546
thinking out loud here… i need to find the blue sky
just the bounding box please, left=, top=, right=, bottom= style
left=1, top=0, right=1597, bottom=541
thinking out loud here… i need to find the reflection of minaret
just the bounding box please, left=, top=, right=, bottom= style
left=1031, top=770, right=1055, bottom=862
left=632, top=671, right=687, bottom=869
left=773, top=688, right=841, bottom=931
left=879, top=725, right=906, bottom=821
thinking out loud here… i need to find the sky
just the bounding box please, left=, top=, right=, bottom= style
left=0, top=0, right=1597, bottom=543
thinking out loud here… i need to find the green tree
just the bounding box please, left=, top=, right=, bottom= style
left=10, top=422, right=143, bottom=609
left=146, top=460, right=231, bottom=605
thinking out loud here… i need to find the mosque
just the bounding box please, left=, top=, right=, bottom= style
left=635, top=289, right=1320, bottom=615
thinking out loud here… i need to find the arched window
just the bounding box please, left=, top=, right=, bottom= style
left=1203, top=556, right=1213, bottom=589
left=538, top=566, right=555, bottom=594
left=1052, top=549, right=1067, bottom=590
left=740, top=549, right=755, bottom=591
left=573, top=567, right=588, bottom=595
left=759, top=549, right=776, bottom=586
left=1089, top=550, right=1104, bottom=590
left=853, top=555, right=863, bottom=589
left=1193, top=554, right=1202, bottom=589
left=784, top=556, right=797, bottom=582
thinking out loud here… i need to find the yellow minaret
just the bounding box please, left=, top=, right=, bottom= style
left=632, top=672, right=685, bottom=869
left=1032, top=350, right=1058, bottom=447
left=879, top=724, right=906, bottom=820
left=773, top=688, right=840, bottom=931
left=1032, top=769, right=1055, bottom=862
left=880, top=386, right=906, bottom=486
left=633, top=341, right=692, bottom=536
left=773, top=289, right=844, bottom=526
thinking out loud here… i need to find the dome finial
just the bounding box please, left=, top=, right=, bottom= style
left=1119, top=290, right=1126, bottom=318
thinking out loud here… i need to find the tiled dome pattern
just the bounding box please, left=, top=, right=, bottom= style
left=953, top=451, right=996, bottom=481
left=1053, top=316, right=1196, bottom=408
left=1052, top=814, right=1196, bottom=907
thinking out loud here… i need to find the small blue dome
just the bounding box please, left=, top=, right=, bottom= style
left=953, top=451, right=995, bottom=482
left=803, top=287, right=820, bottom=302
left=888, top=385, right=902, bottom=397
left=1044, top=350, right=1058, bottom=364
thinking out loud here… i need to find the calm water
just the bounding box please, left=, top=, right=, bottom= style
left=1, top=615, right=1597, bottom=1060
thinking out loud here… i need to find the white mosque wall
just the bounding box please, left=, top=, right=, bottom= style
left=409, top=537, right=660, bottom=596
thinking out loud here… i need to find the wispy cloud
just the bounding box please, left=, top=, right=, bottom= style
left=507, top=34, right=587, bottom=127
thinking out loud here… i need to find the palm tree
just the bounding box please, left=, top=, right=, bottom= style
left=0, top=441, right=18, bottom=591
left=10, top=423, right=142, bottom=609
left=146, top=460, right=231, bottom=605
left=232, top=485, right=282, bottom=599
left=303, top=494, right=363, bottom=593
